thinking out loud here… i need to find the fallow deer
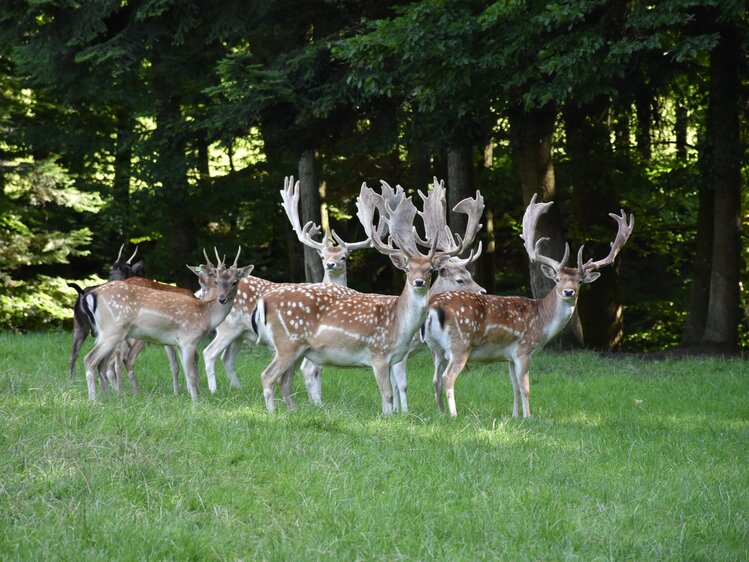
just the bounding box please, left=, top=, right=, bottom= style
left=254, top=180, right=484, bottom=415
left=67, top=244, right=143, bottom=382
left=423, top=194, right=634, bottom=418
left=201, top=176, right=370, bottom=398
left=108, top=257, right=218, bottom=395
left=387, top=178, right=486, bottom=413
left=82, top=248, right=253, bottom=401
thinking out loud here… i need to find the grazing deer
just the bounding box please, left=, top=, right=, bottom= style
left=423, top=194, right=634, bottom=418
left=201, top=176, right=370, bottom=398
left=254, top=180, right=484, bottom=415
left=82, top=248, right=253, bottom=401
left=108, top=258, right=218, bottom=395
left=67, top=244, right=144, bottom=382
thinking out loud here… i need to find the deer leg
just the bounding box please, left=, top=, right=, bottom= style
left=222, top=338, right=247, bottom=390
left=432, top=351, right=447, bottom=414
left=68, top=318, right=89, bottom=381
left=203, top=325, right=244, bottom=393
left=178, top=344, right=200, bottom=400
left=84, top=336, right=122, bottom=401
left=260, top=350, right=302, bottom=413
left=390, top=357, right=408, bottom=414
left=371, top=360, right=394, bottom=417
left=164, top=346, right=179, bottom=395
left=512, top=354, right=532, bottom=418
left=300, top=358, right=322, bottom=405
left=122, top=339, right=145, bottom=394
left=507, top=361, right=520, bottom=418
left=442, top=352, right=470, bottom=417
left=279, top=360, right=301, bottom=410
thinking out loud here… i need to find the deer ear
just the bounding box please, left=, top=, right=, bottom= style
left=238, top=265, right=254, bottom=278
left=389, top=254, right=409, bottom=271
left=130, top=260, right=144, bottom=276
left=582, top=270, right=601, bottom=284
left=431, top=254, right=452, bottom=271
left=186, top=264, right=201, bottom=276
left=539, top=264, right=557, bottom=281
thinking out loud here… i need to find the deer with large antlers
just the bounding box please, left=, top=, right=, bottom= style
left=423, top=194, right=634, bottom=418
left=81, top=248, right=253, bottom=401
left=388, top=178, right=486, bottom=413
left=254, top=180, right=484, bottom=415
left=201, top=176, right=371, bottom=397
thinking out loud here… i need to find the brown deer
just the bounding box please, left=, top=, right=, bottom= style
left=201, top=176, right=371, bottom=397
left=108, top=257, right=218, bottom=395
left=254, top=180, right=483, bottom=415
left=82, top=248, right=253, bottom=401
left=423, top=194, right=634, bottom=418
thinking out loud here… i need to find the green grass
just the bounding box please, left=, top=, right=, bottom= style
left=1, top=331, right=747, bottom=561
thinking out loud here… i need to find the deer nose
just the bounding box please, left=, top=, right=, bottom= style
left=414, top=279, right=425, bottom=288
left=326, top=262, right=336, bottom=270
left=479, top=289, right=487, bottom=295
left=219, top=297, right=228, bottom=305
left=563, top=288, right=575, bottom=298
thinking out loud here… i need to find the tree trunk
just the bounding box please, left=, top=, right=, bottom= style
left=298, top=149, right=324, bottom=283
left=681, top=184, right=714, bottom=345
left=701, top=22, right=741, bottom=351
left=446, top=144, right=473, bottom=238
left=112, top=111, right=132, bottom=241
left=564, top=100, right=624, bottom=350
left=634, top=86, right=653, bottom=162
left=152, top=71, right=195, bottom=289
left=509, top=104, right=583, bottom=346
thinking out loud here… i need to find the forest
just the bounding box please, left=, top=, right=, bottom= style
left=0, top=0, right=747, bottom=352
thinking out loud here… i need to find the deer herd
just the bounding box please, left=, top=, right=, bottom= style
left=71, top=177, right=634, bottom=418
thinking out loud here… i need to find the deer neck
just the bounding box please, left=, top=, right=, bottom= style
left=538, top=289, right=577, bottom=344
left=392, top=283, right=431, bottom=347
left=203, top=293, right=238, bottom=331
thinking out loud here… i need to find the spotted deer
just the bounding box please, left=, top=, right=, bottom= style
left=254, top=180, right=484, bottom=415
left=67, top=244, right=144, bottom=381
left=423, top=194, right=634, bottom=418
left=108, top=257, right=218, bottom=396
left=201, top=176, right=370, bottom=397
left=82, top=248, right=253, bottom=401
left=388, top=178, right=487, bottom=413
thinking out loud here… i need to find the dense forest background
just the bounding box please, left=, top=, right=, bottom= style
left=0, top=0, right=746, bottom=352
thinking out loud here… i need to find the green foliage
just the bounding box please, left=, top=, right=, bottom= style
left=0, top=274, right=104, bottom=332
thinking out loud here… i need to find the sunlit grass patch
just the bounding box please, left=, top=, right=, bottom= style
left=0, top=331, right=747, bottom=560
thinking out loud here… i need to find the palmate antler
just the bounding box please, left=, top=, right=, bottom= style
left=357, top=178, right=484, bottom=262
left=417, top=178, right=485, bottom=266
left=282, top=175, right=370, bottom=253
left=521, top=193, right=634, bottom=273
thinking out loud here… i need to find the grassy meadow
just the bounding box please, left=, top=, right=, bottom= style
left=0, top=330, right=747, bottom=561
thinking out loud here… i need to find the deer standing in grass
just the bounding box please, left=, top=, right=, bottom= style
left=82, top=248, right=253, bottom=401
left=254, top=180, right=484, bottom=415
left=387, top=178, right=486, bottom=413
left=109, top=257, right=218, bottom=395
left=67, top=244, right=144, bottom=381
left=423, top=195, right=634, bottom=418
left=201, top=176, right=370, bottom=398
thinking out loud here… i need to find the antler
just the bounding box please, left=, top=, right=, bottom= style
left=580, top=210, right=634, bottom=272
left=520, top=193, right=570, bottom=272
left=126, top=246, right=139, bottom=264
left=116, top=244, right=124, bottom=262
left=281, top=175, right=324, bottom=251
left=356, top=182, right=433, bottom=258
left=417, top=177, right=485, bottom=263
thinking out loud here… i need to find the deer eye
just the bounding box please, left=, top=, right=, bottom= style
left=457, top=279, right=465, bottom=284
